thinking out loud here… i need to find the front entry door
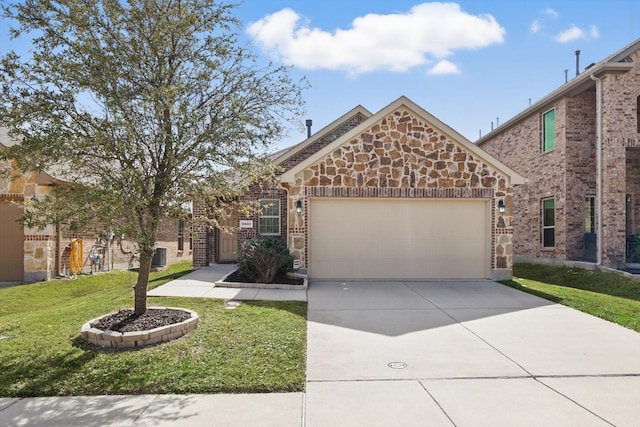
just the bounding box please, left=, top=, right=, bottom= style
left=218, top=213, right=238, bottom=262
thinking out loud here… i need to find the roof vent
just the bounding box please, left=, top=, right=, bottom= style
left=305, top=119, right=312, bottom=138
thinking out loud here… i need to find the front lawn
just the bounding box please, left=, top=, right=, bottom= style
left=0, top=261, right=307, bottom=397
left=502, top=262, right=640, bottom=332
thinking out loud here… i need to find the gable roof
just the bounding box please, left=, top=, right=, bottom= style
left=279, top=96, right=524, bottom=185
left=271, top=105, right=372, bottom=166
left=476, top=38, right=639, bottom=146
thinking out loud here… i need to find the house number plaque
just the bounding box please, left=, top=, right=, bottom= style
left=239, top=220, right=253, bottom=228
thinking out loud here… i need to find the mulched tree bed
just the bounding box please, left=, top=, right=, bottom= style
left=90, top=308, right=191, bottom=332
left=224, top=270, right=304, bottom=286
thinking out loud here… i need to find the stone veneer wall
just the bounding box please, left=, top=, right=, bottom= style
left=0, top=160, right=57, bottom=282
left=198, top=113, right=368, bottom=267
left=279, top=113, right=369, bottom=173
left=2, top=158, right=190, bottom=279
left=284, top=107, right=515, bottom=278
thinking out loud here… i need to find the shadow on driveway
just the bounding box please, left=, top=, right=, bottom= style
left=307, top=279, right=554, bottom=336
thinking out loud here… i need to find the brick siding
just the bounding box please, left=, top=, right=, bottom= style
left=480, top=48, right=640, bottom=268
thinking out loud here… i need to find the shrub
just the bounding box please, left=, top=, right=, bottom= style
left=237, top=237, right=294, bottom=283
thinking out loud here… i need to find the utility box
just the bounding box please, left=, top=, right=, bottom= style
left=152, top=247, right=167, bottom=268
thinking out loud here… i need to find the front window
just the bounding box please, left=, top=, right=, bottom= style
left=585, top=196, right=595, bottom=234
left=178, top=219, right=185, bottom=251
left=542, top=198, right=555, bottom=247
left=543, top=109, right=555, bottom=152
left=178, top=218, right=192, bottom=251
left=259, top=199, right=280, bottom=235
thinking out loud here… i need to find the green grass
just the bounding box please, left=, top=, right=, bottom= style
left=502, top=262, right=640, bottom=332
left=0, top=261, right=307, bottom=397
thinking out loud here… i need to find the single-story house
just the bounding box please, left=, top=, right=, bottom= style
left=477, top=37, right=640, bottom=269
left=0, top=128, right=191, bottom=283
left=193, top=96, right=524, bottom=280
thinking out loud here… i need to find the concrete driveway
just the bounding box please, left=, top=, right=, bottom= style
left=305, top=279, right=640, bottom=427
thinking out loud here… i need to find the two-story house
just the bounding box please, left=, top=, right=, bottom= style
left=478, top=38, right=640, bottom=269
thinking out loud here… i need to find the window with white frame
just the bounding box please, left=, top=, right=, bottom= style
left=259, top=199, right=280, bottom=235
left=542, top=198, right=555, bottom=247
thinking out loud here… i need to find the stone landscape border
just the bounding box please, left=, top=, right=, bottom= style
left=81, top=307, right=199, bottom=349
left=215, top=270, right=308, bottom=290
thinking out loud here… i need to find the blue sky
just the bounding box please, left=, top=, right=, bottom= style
left=1, top=1, right=639, bottom=151
left=235, top=0, right=640, bottom=149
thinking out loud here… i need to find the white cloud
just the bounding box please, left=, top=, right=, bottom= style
left=428, top=60, right=460, bottom=75
left=247, top=3, right=505, bottom=74
left=554, top=24, right=599, bottom=43
left=555, top=25, right=585, bottom=43
left=543, top=8, right=559, bottom=19
left=530, top=19, right=541, bottom=34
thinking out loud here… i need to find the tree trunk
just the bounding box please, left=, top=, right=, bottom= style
left=134, top=250, right=153, bottom=315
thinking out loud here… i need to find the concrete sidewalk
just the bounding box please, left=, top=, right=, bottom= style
left=147, top=264, right=306, bottom=301
left=0, top=393, right=304, bottom=427
left=4, top=278, right=640, bottom=426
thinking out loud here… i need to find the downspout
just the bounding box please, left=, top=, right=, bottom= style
left=277, top=180, right=290, bottom=250
left=590, top=73, right=603, bottom=266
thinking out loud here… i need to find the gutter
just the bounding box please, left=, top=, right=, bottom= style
left=476, top=62, right=634, bottom=145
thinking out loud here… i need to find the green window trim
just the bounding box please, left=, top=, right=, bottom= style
left=543, top=109, right=555, bottom=152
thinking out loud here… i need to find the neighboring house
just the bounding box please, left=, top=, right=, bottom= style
left=0, top=128, right=191, bottom=283
left=477, top=38, right=640, bottom=269
left=193, top=96, right=524, bottom=280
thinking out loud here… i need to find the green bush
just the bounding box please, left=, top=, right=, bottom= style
left=237, top=237, right=294, bottom=283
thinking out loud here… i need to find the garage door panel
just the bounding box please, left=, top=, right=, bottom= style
left=309, top=198, right=489, bottom=279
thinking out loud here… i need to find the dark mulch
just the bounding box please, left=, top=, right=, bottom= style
left=91, top=308, right=191, bottom=333
left=224, top=270, right=304, bottom=286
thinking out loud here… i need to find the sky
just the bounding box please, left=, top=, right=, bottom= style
left=1, top=1, right=639, bottom=152
left=233, top=0, right=640, bottom=150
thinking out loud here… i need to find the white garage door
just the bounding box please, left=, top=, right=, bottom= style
left=309, top=198, right=490, bottom=279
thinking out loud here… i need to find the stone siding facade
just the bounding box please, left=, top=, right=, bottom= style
left=283, top=107, right=515, bottom=278
left=278, top=113, right=369, bottom=173
left=197, top=112, right=368, bottom=267
left=1, top=158, right=190, bottom=282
